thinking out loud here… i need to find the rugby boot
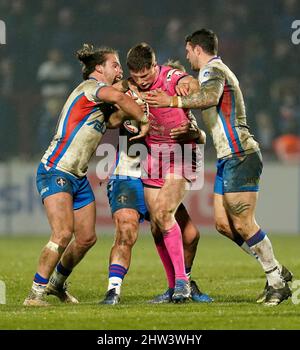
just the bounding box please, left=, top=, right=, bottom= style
left=264, top=282, right=292, bottom=306
left=172, top=279, right=191, bottom=303
left=190, top=280, right=214, bottom=303
left=23, top=290, right=49, bottom=306
left=256, top=265, right=293, bottom=304
left=100, top=288, right=120, bottom=305
left=148, top=288, right=174, bottom=304
left=45, top=282, right=79, bottom=304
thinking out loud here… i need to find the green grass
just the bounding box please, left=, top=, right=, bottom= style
left=0, top=234, right=299, bottom=330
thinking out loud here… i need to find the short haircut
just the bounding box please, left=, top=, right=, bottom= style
left=126, top=42, right=156, bottom=72
left=185, top=29, right=218, bottom=55
left=76, top=43, right=117, bottom=80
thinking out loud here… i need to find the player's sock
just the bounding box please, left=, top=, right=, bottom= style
left=32, top=273, right=49, bottom=297
left=50, top=262, right=72, bottom=289
left=246, top=229, right=284, bottom=289
left=155, top=240, right=175, bottom=288
left=185, top=267, right=192, bottom=280
left=107, top=264, right=127, bottom=295
left=233, top=235, right=259, bottom=260
left=163, top=222, right=188, bottom=282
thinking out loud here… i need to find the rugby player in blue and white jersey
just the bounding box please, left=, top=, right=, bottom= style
left=23, top=44, right=149, bottom=306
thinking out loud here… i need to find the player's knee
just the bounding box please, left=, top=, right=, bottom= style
left=51, top=230, right=73, bottom=248
left=153, top=209, right=173, bottom=229
left=76, top=232, right=97, bottom=249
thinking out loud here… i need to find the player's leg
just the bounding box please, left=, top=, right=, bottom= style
left=175, top=204, right=213, bottom=302
left=46, top=175, right=96, bottom=304
left=214, top=193, right=259, bottom=259
left=145, top=186, right=177, bottom=303
left=224, top=191, right=292, bottom=305
left=175, top=203, right=199, bottom=274
left=214, top=176, right=292, bottom=301
left=145, top=176, right=190, bottom=302
left=24, top=192, right=74, bottom=306
left=47, top=201, right=97, bottom=303
left=101, top=177, right=145, bottom=304
left=101, top=208, right=139, bottom=304
left=222, top=151, right=292, bottom=305
left=214, top=157, right=260, bottom=259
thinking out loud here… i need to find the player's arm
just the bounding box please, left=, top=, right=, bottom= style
left=112, top=79, right=130, bottom=92
left=97, top=86, right=149, bottom=137
left=175, top=76, right=200, bottom=96
left=169, top=111, right=206, bottom=144
left=145, top=68, right=225, bottom=109
left=106, top=109, right=127, bottom=129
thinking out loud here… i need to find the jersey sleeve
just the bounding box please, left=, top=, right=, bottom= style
left=166, top=69, right=188, bottom=94
left=198, top=66, right=225, bottom=87
left=84, top=80, right=108, bottom=103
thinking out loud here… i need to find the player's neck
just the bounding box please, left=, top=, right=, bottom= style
left=89, top=72, right=110, bottom=85
left=199, top=54, right=217, bottom=69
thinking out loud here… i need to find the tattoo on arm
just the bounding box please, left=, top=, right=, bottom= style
left=181, top=79, right=224, bottom=109
left=227, top=201, right=251, bottom=215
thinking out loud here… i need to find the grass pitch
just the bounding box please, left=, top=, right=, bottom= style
left=0, top=234, right=299, bottom=330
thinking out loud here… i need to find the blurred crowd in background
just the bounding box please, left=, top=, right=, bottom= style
left=1, top=0, right=300, bottom=162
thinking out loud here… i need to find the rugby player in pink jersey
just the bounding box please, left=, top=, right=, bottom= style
left=100, top=62, right=212, bottom=305
left=145, top=29, right=293, bottom=306
left=126, top=43, right=206, bottom=302
left=23, top=44, right=149, bottom=306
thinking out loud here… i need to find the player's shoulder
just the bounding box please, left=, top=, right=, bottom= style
left=162, top=65, right=187, bottom=81
left=82, top=78, right=108, bottom=92
left=199, top=59, right=226, bottom=84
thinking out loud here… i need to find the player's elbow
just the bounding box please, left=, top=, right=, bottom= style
left=206, top=95, right=219, bottom=107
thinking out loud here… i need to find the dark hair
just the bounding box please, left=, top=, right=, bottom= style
left=185, top=29, right=218, bottom=55
left=76, top=43, right=118, bottom=80
left=126, top=42, right=156, bottom=72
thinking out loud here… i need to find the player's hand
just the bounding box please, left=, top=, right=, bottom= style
left=175, top=83, right=190, bottom=96
left=170, top=122, right=198, bottom=142
left=143, top=89, right=171, bottom=107
left=129, top=119, right=150, bottom=141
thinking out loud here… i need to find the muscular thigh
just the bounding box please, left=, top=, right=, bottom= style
left=156, top=176, right=187, bottom=213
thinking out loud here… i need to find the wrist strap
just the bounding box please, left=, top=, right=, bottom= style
left=170, top=96, right=183, bottom=108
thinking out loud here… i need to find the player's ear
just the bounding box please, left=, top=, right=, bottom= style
left=95, top=64, right=103, bottom=74
left=195, top=45, right=203, bottom=56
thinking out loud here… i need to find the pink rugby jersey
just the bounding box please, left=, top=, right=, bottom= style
left=142, top=66, right=200, bottom=187
left=145, top=65, right=192, bottom=145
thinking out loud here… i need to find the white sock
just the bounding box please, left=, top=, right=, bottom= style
left=32, top=281, right=47, bottom=298
left=241, top=242, right=260, bottom=260
left=108, top=277, right=123, bottom=295
left=249, top=236, right=284, bottom=289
